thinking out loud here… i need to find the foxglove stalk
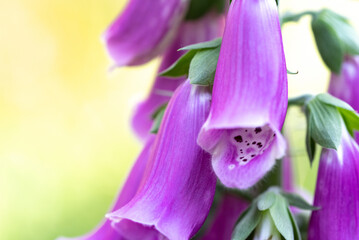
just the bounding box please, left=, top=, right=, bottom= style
left=198, top=0, right=288, bottom=189
left=103, top=0, right=189, bottom=66
left=308, top=124, right=359, bottom=239
left=132, top=13, right=225, bottom=139
left=201, top=194, right=248, bottom=240
left=328, top=56, right=359, bottom=142
left=108, top=81, right=217, bottom=240
left=57, top=137, right=162, bottom=240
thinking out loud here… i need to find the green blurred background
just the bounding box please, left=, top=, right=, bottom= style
left=0, top=0, right=358, bottom=239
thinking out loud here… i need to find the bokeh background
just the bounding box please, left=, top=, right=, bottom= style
left=0, top=0, right=358, bottom=239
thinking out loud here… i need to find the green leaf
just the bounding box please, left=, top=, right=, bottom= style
left=179, top=38, right=222, bottom=51
left=281, top=192, right=319, bottom=210
left=257, top=191, right=277, bottom=211
left=189, top=46, right=220, bottom=86
left=159, top=50, right=197, bottom=77
left=305, top=107, right=316, bottom=164
left=311, top=15, right=345, bottom=73
left=232, top=205, right=262, bottom=240
left=287, top=207, right=302, bottom=240
left=288, top=94, right=313, bottom=107
left=317, top=93, right=359, bottom=136
left=307, top=97, right=342, bottom=150
left=281, top=11, right=316, bottom=26
left=269, top=195, right=294, bottom=240
left=150, top=104, right=167, bottom=134
left=320, top=9, right=359, bottom=56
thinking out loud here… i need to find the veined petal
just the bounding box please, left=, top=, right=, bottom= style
left=108, top=81, right=217, bottom=240
left=308, top=125, right=359, bottom=239
left=57, top=137, right=162, bottom=240
left=103, top=0, right=189, bottom=66
left=132, top=13, right=225, bottom=140
left=329, top=56, right=359, bottom=112
left=201, top=194, right=248, bottom=240
left=198, top=0, right=288, bottom=189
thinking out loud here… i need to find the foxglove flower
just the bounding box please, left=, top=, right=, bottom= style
left=108, top=81, right=217, bottom=240
left=308, top=124, right=359, bottom=239
left=103, top=0, right=189, bottom=66
left=201, top=194, right=248, bottom=240
left=328, top=56, right=359, bottom=142
left=198, top=0, right=288, bottom=189
left=57, top=137, right=161, bottom=240
left=132, top=13, right=225, bottom=139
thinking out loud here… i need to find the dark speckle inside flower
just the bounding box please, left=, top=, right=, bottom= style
left=230, top=124, right=276, bottom=166
left=255, top=127, right=262, bottom=134
left=234, top=135, right=243, bottom=143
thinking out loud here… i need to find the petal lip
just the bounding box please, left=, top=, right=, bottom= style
left=308, top=126, right=359, bottom=239
left=109, top=81, right=217, bottom=240
left=131, top=13, right=225, bottom=140
left=198, top=0, right=288, bottom=189
left=103, top=0, right=189, bottom=67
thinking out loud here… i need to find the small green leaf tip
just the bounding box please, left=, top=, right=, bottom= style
left=179, top=38, right=222, bottom=51
left=150, top=104, right=167, bottom=134
left=281, top=192, right=319, bottom=210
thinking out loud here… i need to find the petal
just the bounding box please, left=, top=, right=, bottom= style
left=108, top=81, right=217, bottom=240
left=308, top=127, right=359, bottom=239
left=209, top=128, right=286, bottom=189
left=132, top=13, right=225, bottom=140
left=57, top=137, right=160, bottom=240
left=201, top=194, right=248, bottom=240
left=103, top=0, right=189, bottom=66
left=198, top=0, right=287, bottom=189
left=328, top=56, right=359, bottom=112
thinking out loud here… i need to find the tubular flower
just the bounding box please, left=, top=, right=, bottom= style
left=328, top=56, right=359, bottom=111
left=103, top=0, right=189, bottom=67
left=198, top=0, right=288, bottom=189
left=57, top=137, right=162, bottom=240
left=308, top=124, right=359, bottom=240
left=132, top=13, right=225, bottom=140
left=108, top=81, right=217, bottom=240
left=201, top=194, right=248, bottom=240
left=328, top=56, right=359, bottom=142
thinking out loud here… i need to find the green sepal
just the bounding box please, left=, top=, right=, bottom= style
left=150, top=104, right=167, bottom=134
left=311, top=14, right=345, bottom=74
left=257, top=191, right=277, bottom=211
left=306, top=96, right=342, bottom=150
left=189, top=46, right=220, bottom=86
left=287, top=207, right=302, bottom=240
left=231, top=205, right=262, bottom=240
left=269, top=195, right=294, bottom=240
left=316, top=93, right=359, bottom=136
left=311, top=9, right=359, bottom=73
left=281, top=192, right=319, bottom=210
left=179, top=38, right=222, bottom=51
left=159, top=50, right=197, bottom=77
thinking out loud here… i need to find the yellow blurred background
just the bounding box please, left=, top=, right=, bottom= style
left=0, top=0, right=358, bottom=239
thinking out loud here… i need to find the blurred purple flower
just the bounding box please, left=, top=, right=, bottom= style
left=328, top=56, right=359, bottom=142
left=132, top=13, right=225, bottom=140
left=308, top=124, right=359, bottom=240
left=57, top=137, right=163, bottom=240
left=329, top=56, right=359, bottom=111
left=103, top=0, right=189, bottom=67
left=201, top=194, right=248, bottom=240
left=107, top=81, right=216, bottom=240
left=198, top=0, right=288, bottom=189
